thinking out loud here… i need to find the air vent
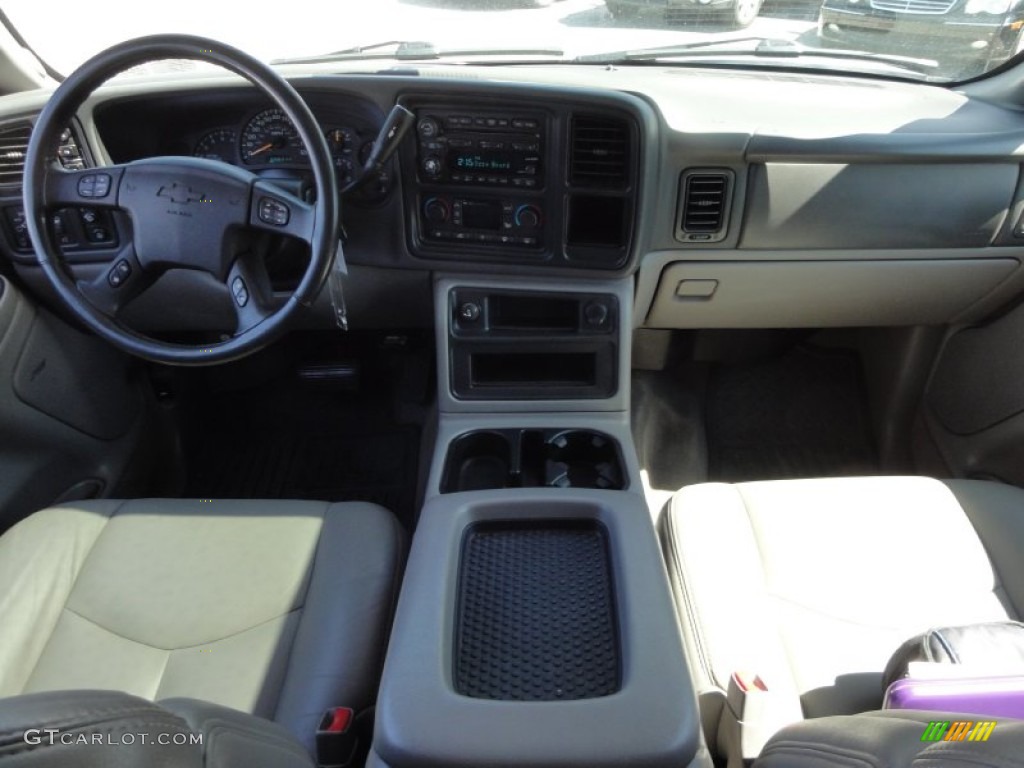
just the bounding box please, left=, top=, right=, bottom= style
left=0, top=122, right=85, bottom=187
left=569, top=116, right=629, bottom=189
left=677, top=169, right=734, bottom=243
left=0, top=121, right=31, bottom=186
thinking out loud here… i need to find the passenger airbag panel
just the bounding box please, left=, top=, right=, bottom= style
left=742, top=163, right=1017, bottom=249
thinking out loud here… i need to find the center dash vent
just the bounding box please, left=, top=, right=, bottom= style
left=0, top=121, right=31, bottom=187
left=677, top=169, right=734, bottom=243
left=569, top=116, right=630, bottom=189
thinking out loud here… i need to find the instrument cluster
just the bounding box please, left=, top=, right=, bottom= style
left=191, top=107, right=380, bottom=194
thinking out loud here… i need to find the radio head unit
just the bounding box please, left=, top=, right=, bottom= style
left=415, top=109, right=544, bottom=189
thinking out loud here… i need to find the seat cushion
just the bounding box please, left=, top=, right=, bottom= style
left=662, top=477, right=1023, bottom=742
left=755, top=709, right=1024, bottom=768
left=0, top=499, right=404, bottom=754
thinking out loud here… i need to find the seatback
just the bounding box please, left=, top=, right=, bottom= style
left=0, top=499, right=404, bottom=753
left=661, top=477, right=1024, bottom=763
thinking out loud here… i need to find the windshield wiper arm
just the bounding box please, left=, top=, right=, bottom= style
left=576, top=38, right=938, bottom=76
left=577, top=37, right=768, bottom=63
left=274, top=41, right=563, bottom=65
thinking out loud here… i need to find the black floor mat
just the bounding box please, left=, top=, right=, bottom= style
left=706, top=346, right=878, bottom=482
left=180, top=334, right=427, bottom=526
left=185, top=421, right=418, bottom=515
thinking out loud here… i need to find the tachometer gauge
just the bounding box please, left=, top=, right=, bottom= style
left=240, top=108, right=306, bottom=165
left=193, top=129, right=236, bottom=162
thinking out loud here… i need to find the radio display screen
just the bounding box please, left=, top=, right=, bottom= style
left=450, top=152, right=515, bottom=173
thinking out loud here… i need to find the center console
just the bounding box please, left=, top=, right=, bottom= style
left=366, top=270, right=706, bottom=768
left=370, top=92, right=704, bottom=768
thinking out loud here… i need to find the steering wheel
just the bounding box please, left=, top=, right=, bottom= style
left=24, top=35, right=338, bottom=366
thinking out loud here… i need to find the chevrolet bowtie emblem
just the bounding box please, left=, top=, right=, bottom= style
left=157, top=183, right=208, bottom=204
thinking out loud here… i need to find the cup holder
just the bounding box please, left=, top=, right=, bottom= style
left=545, top=430, right=624, bottom=490
left=441, top=428, right=625, bottom=493
left=443, top=431, right=514, bottom=492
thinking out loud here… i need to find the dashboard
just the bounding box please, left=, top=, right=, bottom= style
left=0, top=63, right=1023, bottom=333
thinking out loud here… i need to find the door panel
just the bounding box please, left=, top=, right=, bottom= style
left=922, top=302, right=1024, bottom=487
left=0, top=277, right=153, bottom=530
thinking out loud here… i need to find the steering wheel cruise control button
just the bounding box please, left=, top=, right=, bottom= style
left=77, top=173, right=112, bottom=199
left=230, top=276, right=249, bottom=307
left=257, top=197, right=290, bottom=227
left=107, top=259, right=132, bottom=288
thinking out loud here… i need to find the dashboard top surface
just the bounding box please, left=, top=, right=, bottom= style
left=1, top=60, right=1023, bottom=333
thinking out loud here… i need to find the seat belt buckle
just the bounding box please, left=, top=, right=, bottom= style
left=726, top=671, right=801, bottom=761
left=316, top=707, right=358, bottom=768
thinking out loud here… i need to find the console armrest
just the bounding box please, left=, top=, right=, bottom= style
left=370, top=490, right=702, bottom=768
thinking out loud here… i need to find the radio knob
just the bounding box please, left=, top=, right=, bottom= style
left=514, top=204, right=542, bottom=229
left=417, top=117, right=441, bottom=139
left=421, top=155, right=443, bottom=179
left=423, top=197, right=450, bottom=224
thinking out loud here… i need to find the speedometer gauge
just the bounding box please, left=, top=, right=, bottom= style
left=240, top=108, right=307, bottom=166
left=193, top=129, right=236, bottom=162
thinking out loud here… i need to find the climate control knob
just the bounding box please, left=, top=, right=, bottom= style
left=514, top=204, right=542, bottom=229
left=421, top=155, right=443, bottom=179
left=423, top=197, right=450, bottom=224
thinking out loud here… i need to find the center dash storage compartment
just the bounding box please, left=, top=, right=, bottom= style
left=441, top=429, right=626, bottom=492
left=448, top=288, right=620, bottom=401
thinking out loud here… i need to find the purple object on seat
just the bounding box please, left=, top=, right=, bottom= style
left=884, top=675, right=1024, bottom=719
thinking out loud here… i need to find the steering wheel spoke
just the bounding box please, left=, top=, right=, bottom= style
left=44, top=166, right=126, bottom=209
left=76, top=242, right=155, bottom=316
left=225, top=253, right=276, bottom=336
left=249, top=180, right=317, bottom=243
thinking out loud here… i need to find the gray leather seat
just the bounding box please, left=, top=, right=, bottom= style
left=0, top=498, right=404, bottom=756
left=661, top=476, right=1024, bottom=764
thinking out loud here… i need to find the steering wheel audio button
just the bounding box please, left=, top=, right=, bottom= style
left=258, top=197, right=290, bottom=226
left=78, top=173, right=111, bottom=199
left=230, top=276, right=250, bottom=307
left=107, top=259, right=132, bottom=288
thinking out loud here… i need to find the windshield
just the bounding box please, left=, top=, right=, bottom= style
left=3, top=0, right=1020, bottom=83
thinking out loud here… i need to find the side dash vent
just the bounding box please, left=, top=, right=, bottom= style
left=0, top=121, right=31, bottom=187
left=0, top=122, right=86, bottom=188
left=569, top=115, right=630, bottom=189
left=677, top=169, right=734, bottom=243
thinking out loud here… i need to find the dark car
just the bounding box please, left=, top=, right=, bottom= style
left=606, top=0, right=766, bottom=28
left=819, top=0, right=1024, bottom=73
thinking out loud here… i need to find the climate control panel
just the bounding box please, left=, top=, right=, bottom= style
left=419, top=195, right=543, bottom=248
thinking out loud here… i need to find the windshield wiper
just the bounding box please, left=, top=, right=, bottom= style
left=577, top=38, right=938, bottom=78
left=274, top=41, right=564, bottom=65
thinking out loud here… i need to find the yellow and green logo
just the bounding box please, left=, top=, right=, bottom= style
left=921, top=720, right=996, bottom=742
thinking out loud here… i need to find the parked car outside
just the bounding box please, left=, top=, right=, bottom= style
left=819, top=0, right=1024, bottom=72
left=606, top=0, right=767, bottom=28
